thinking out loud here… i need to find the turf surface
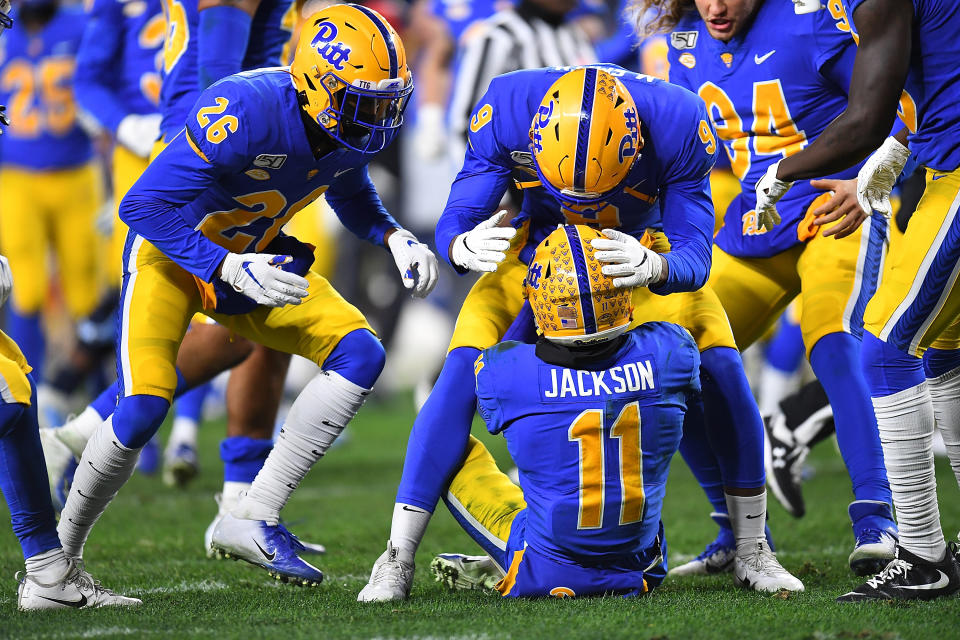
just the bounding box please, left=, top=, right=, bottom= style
left=2, top=395, right=958, bottom=639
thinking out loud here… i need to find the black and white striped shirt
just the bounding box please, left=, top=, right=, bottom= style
left=448, top=5, right=597, bottom=158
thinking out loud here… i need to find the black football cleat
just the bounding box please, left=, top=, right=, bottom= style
left=837, top=545, right=960, bottom=602
left=763, top=413, right=807, bottom=518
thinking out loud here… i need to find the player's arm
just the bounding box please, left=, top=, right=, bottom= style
left=408, top=0, right=453, bottom=160
left=196, top=0, right=262, bottom=90
left=774, top=0, right=912, bottom=181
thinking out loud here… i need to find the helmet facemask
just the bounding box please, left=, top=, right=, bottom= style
left=315, top=73, right=413, bottom=155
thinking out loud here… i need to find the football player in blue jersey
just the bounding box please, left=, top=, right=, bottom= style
left=635, top=0, right=898, bottom=576
left=430, top=225, right=699, bottom=598
left=359, top=64, right=803, bottom=602
left=54, top=4, right=439, bottom=589
left=755, top=0, right=960, bottom=601
left=0, top=0, right=104, bottom=390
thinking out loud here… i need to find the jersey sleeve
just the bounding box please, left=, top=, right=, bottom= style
left=119, top=81, right=257, bottom=281
left=74, top=0, right=131, bottom=133
left=434, top=82, right=514, bottom=269
left=475, top=350, right=506, bottom=435
left=813, top=6, right=858, bottom=89
left=324, top=165, right=401, bottom=248
left=650, top=96, right=717, bottom=295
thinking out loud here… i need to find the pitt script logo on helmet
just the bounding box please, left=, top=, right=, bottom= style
left=524, top=225, right=632, bottom=345
left=290, top=4, right=413, bottom=156
left=529, top=67, right=643, bottom=214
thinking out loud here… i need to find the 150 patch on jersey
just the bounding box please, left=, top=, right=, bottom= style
left=253, top=154, right=287, bottom=169
left=671, top=31, right=698, bottom=50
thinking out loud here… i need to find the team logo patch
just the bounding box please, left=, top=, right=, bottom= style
left=253, top=154, right=286, bottom=169
left=678, top=52, right=696, bottom=69
left=671, top=31, right=698, bottom=50
left=311, top=21, right=351, bottom=71
left=245, top=169, right=271, bottom=181
left=721, top=52, right=734, bottom=68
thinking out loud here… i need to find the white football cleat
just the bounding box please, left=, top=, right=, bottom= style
left=39, top=427, right=78, bottom=513
left=17, top=559, right=142, bottom=610
left=430, top=553, right=502, bottom=592
left=209, top=513, right=323, bottom=586
left=357, top=541, right=415, bottom=602
left=205, top=495, right=325, bottom=558
left=733, top=540, right=804, bottom=593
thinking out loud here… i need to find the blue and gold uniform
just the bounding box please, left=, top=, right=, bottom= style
left=855, top=0, right=960, bottom=356
left=435, top=65, right=728, bottom=354
left=0, top=5, right=103, bottom=320
left=445, top=322, right=700, bottom=597
left=667, top=0, right=884, bottom=354
left=117, top=68, right=399, bottom=399
left=75, top=0, right=165, bottom=282
left=158, top=0, right=295, bottom=142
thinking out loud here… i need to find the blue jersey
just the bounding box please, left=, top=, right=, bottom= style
left=0, top=7, right=92, bottom=170
left=436, top=65, right=718, bottom=295
left=75, top=0, right=164, bottom=133
left=158, top=0, right=295, bottom=140
left=119, top=68, right=399, bottom=283
left=476, top=322, right=700, bottom=563
left=668, top=1, right=860, bottom=258
left=847, top=0, right=960, bottom=172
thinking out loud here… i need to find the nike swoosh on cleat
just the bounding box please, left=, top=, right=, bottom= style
left=899, top=570, right=950, bottom=590
left=253, top=539, right=276, bottom=562
left=38, top=594, right=87, bottom=608
left=754, top=50, right=775, bottom=64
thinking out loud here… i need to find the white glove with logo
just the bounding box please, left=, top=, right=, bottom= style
left=0, top=255, right=13, bottom=309
left=219, top=253, right=309, bottom=308
left=857, top=136, right=911, bottom=219
left=116, top=113, right=162, bottom=158
left=387, top=229, right=439, bottom=298
left=591, top=229, right=664, bottom=289
left=450, top=210, right=517, bottom=273
left=754, top=160, right=791, bottom=232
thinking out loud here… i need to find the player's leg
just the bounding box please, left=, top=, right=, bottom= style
left=208, top=271, right=382, bottom=585
left=432, top=435, right=522, bottom=593
left=923, top=319, right=960, bottom=490
left=0, top=167, right=50, bottom=377
left=358, top=256, right=528, bottom=601
left=840, top=168, right=960, bottom=602
left=758, top=305, right=805, bottom=415
left=797, top=212, right=897, bottom=575
left=57, top=239, right=198, bottom=559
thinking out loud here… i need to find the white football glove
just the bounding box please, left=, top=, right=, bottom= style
left=0, top=255, right=12, bottom=309
left=412, top=103, right=447, bottom=162
left=387, top=228, right=439, bottom=298
left=857, top=136, right=911, bottom=219
left=591, top=229, right=664, bottom=289
left=754, top=160, right=791, bottom=232
left=116, top=113, right=162, bottom=158
left=450, top=210, right=517, bottom=273
left=219, top=253, right=309, bottom=308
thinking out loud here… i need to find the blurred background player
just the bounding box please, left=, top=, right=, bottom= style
left=429, top=225, right=704, bottom=598
left=755, top=0, right=960, bottom=601
left=651, top=0, right=897, bottom=576
left=0, top=0, right=104, bottom=411
left=358, top=65, right=802, bottom=602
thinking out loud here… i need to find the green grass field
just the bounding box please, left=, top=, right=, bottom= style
left=2, top=395, right=959, bottom=639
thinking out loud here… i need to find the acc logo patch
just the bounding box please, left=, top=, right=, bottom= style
left=678, top=52, right=696, bottom=69
left=253, top=154, right=286, bottom=169
left=671, top=31, right=698, bottom=49
left=245, top=169, right=271, bottom=181
left=311, top=21, right=351, bottom=71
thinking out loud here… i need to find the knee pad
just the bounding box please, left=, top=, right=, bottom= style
left=324, top=329, right=386, bottom=389
left=112, top=394, right=170, bottom=448
left=861, top=332, right=924, bottom=396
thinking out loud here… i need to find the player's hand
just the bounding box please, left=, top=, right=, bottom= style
left=857, top=136, right=911, bottom=220
left=219, top=252, right=309, bottom=308
left=755, top=160, right=792, bottom=232
left=591, top=228, right=664, bottom=289
left=809, top=178, right=868, bottom=239
left=450, top=210, right=517, bottom=273
left=116, top=113, right=162, bottom=158
left=387, top=229, right=439, bottom=298
left=0, top=255, right=13, bottom=309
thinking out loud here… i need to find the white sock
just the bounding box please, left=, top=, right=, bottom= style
left=221, top=481, right=250, bottom=513
left=927, top=365, right=960, bottom=489
left=873, top=382, right=946, bottom=562
left=725, top=491, right=766, bottom=551
left=758, top=366, right=798, bottom=417
left=56, top=407, right=105, bottom=457
left=24, top=547, right=70, bottom=583
left=166, top=417, right=198, bottom=455
left=57, top=417, right=140, bottom=558
left=389, top=502, right=431, bottom=555
left=234, top=371, right=369, bottom=525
